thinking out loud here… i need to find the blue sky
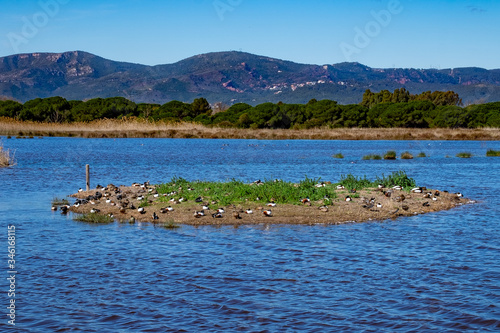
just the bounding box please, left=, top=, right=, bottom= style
left=0, top=0, right=498, bottom=69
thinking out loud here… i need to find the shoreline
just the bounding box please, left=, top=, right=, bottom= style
left=1, top=118, right=500, bottom=140
left=66, top=182, right=473, bottom=226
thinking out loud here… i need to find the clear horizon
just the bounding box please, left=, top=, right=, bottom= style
left=1, top=0, right=499, bottom=70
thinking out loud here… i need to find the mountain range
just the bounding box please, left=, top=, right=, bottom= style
left=1, top=50, right=499, bottom=105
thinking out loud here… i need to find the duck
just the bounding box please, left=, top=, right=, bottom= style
left=194, top=210, right=205, bottom=218
left=119, top=207, right=126, bottom=214
left=202, top=205, right=210, bottom=210
left=153, top=193, right=159, bottom=198
left=212, top=212, right=223, bottom=218
left=166, top=206, right=174, bottom=212
left=336, top=185, right=345, bottom=190
left=90, top=208, right=100, bottom=214
left=245, top=209, right=253, bottom=214
left=267, top=202, right=277, bottom=207
left=345, top=196, right=352, bottom=202
left=51, top=206, right=57, bottom=211
left=434, top=190, right=440, bottom=197
left=301, top=198, right=311, bottom=204
left=233, top=211, right=242, bottom=219
left=128, top=216, right=136, bottom=223
left=376, top=203, right=382, bottom=208
left=411, top=187, right=422, bottom=193
left=262, top=209, right=273, bottom=217
left=179, top=197, right=185, bottom=202
left=362, top=203, right=374, bottom=209
left=108, top=213, right=114, bottom=218
left=378, top=184, right=384, bottom=189
left=315, top=182, right=326, bottom=188
left=395, top=194, right=406, bottom=202
left=138, top=207, right=145, bottom=214
left=423, top=202, right=430, bottom=207
left=432, top=197, right=438, bottom=201
left=456, top=192, right=463, bottom=198
left=402, top=205, right=409, bottom=211
left=60, top=205, right=70, bottom=214
left=392, top=185, right=403, bottom=191
left=318, top=205, right=329, bottom=212
left=137, top=196, right=144, bottom=201
left=152, top=212, right=159, bottom=220
left=195, top=197, right=203, bottom=203
left=78, top=188, right=83, bottom=193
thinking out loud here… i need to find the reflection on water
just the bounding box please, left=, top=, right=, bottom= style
left=1, top=137, right=499, bottom=332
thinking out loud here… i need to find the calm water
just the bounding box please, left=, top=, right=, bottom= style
left=1, top=137, right=499, bottom=332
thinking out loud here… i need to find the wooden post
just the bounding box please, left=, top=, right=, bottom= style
left=86, top=164, right=90, bottom=191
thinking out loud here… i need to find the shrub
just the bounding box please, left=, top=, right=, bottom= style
left=384, top=150, right=397, bottom=160
left=456, top=152, right=472, bottom=158
left=486, top=149, right=500, bottom=157
left=400, top=151, right=414, bottom=159
left=362, top=154, right=382, bottom=160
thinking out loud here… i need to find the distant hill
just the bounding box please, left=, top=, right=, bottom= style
left=1, top=50, right=499, bottom=105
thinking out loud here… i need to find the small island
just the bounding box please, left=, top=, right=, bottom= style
left=63, top=172, right=472, bottom=226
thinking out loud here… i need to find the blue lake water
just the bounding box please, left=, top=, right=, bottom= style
left=0, top=137, right=499, bottom=332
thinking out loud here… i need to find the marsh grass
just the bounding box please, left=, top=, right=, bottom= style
left=362, top=154, right=382, bottom=160
left=375, top=171, right=417, bottom=190
left=456, top=152, right=472, bottom=158
left=74, top=213, right=114, bottom=224
left=155, top=172, right=416, bottom=207
left=138, top=198, right=150, bottom=208
left=1, top=118, right=500, bottom=140
left=384, top=150, right=397, bottom=160
left=486, top=149, right=500, bottom=157
left=0, top=143, right=16, bottom=167
left=339, top=171, right=416, bottom=191
left=332, top=153, right=344, bottom=159
left=52, top=197, right=69, bottom=206
left=417, top=152, right=427, bottom=158
left=161, top=219, right=180, bottom=229
left=157, top=177, right=338, bottom=206
left=400, top=151, right=414, bottom=159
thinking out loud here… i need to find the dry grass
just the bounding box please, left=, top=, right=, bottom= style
left=0, top=143, right=15, bottom=167
left=1, top=117, right=499, bottom=140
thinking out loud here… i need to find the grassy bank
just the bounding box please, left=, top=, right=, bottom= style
left=1, top=118, right=500, bottom=140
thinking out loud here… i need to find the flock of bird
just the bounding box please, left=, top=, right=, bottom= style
left=52, top=180, right=465, bottom=223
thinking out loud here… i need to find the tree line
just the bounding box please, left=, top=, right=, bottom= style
left=0, top=90, right=499, bottom=128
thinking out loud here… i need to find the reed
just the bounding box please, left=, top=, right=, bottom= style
left=332, top=153, right=344, bottom=158
left=0, top=143, right=16, bottom=167
left=1, top=118, right=500, bottom=140
left=417, top=152, right=427, bottom=158
left=456, top=152, right=472, bottom=158
left=486, top=149, right=500, bottom=157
